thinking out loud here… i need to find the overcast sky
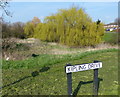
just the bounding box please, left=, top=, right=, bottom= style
left=3, top=2, right=118, bottom=24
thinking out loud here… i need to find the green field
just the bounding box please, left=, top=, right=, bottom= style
left=1, top=48, right=118, bottom=95
left=102, top=32, right=118, bottom=44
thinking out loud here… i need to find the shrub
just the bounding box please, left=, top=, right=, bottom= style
left=2, top=38, right=30, bottom=52
left=2, top=21, right=26, bottom=39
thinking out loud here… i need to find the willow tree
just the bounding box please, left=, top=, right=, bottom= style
left=34, top=6, right=104, bottom=47
left=24, top=17, right=41, bottom=38
left=24, top=22, right=35, bottom=38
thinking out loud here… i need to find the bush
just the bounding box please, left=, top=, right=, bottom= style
left=2, top=21, right=26, bottom=39
left=2, top=38, right=30, bottom=52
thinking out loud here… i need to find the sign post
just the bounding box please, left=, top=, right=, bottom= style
left=65, top=61, right=102, bottom=96
left=66, top=64, right=72, bottom=96
left=93, top=60, right=99, bottom=96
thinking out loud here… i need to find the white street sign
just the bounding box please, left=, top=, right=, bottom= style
left=66, top=62, right=102, bottom=73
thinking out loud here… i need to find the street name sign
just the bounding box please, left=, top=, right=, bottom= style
left=65, top=62, right=102, bottom=73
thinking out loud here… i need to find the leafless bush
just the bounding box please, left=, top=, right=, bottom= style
left=2, top=38, right=30, bottom=60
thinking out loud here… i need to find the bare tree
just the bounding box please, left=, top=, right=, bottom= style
left=0, top=0, right=11, bottom=16
left=114, top=18, right=120, bottom=25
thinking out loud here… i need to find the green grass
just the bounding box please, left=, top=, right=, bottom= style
left=102, top=32, right=118, bottom=44
left=2, top=48, right=118, bottom=69
left=1, top=48, right=119, bottom=95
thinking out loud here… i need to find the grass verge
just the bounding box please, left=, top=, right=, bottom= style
left=1, top=48, right=118, bottom=95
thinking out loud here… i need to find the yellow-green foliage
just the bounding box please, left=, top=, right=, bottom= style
left=24, top=17, right=41, bottom=38
left=33, top=7, right=104, bottom=47
left=24, top=22, right=35, bottom=38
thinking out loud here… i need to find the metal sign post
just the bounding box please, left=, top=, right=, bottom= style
left=93, top=61, right=99, bottom=96
left=66, top=64, right=72, bottom=96
left=65, top=61, right=102, bottom=96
